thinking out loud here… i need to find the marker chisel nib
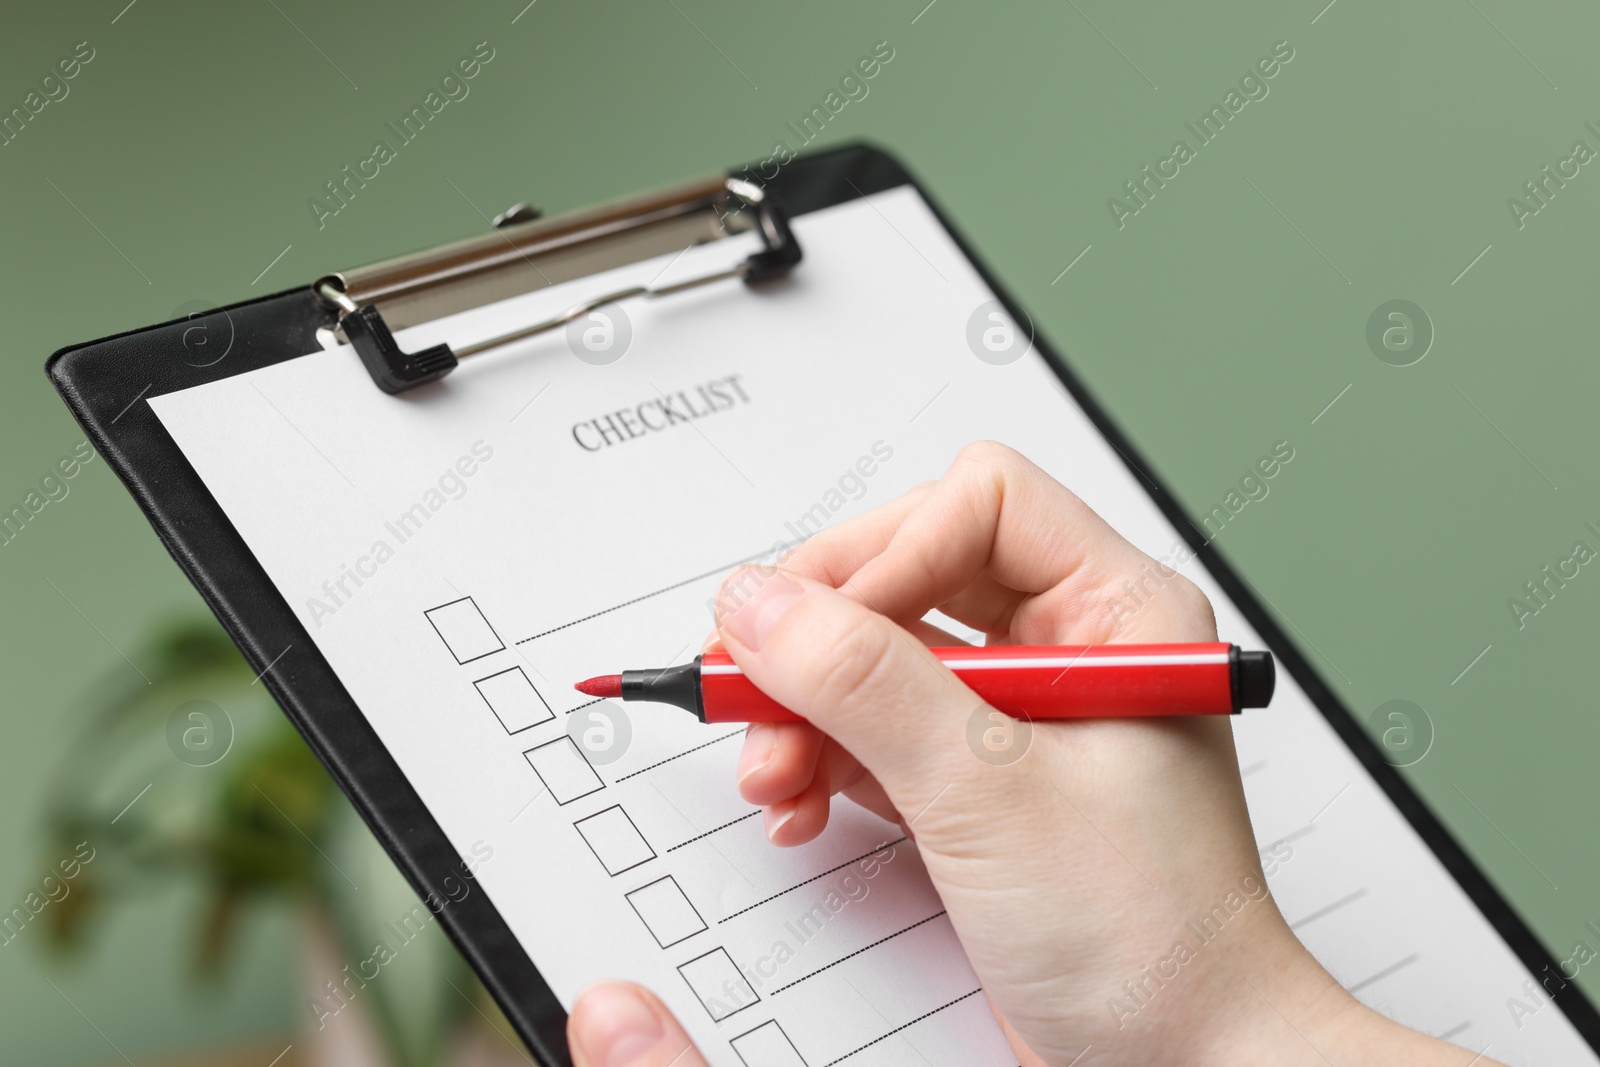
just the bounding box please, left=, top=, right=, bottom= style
left=574, top=674, right=623, bottom=698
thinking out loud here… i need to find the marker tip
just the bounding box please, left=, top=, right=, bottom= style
left=574, top=674, right=623, bottom=698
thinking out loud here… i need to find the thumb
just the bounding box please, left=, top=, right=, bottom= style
left=714, top=567, right=996, bottom=813
left=567, top=982, right=709, bottom=1067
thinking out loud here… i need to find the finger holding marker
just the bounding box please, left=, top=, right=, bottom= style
left=798, top=441, right=1207, bottom=644
left=761, top=478, right=936, bottom=588
left=739, top=724, right=899, bottom=844
left=717, top=442, right=1222, bottom=847
left=704, top=498, right=958, bottom=841
left=713, top=569, right=1006, bottom=823
left=701, top=474, right=968, bottom=833
left=699, top=655, right=885, bottom=844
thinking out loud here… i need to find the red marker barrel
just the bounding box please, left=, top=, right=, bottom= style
left=689, top=643, right=1267, bottom=723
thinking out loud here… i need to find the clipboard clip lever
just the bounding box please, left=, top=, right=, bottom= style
left=320, top=295, right=457, bottom=394
left=315, top=177, right=800, bottom=395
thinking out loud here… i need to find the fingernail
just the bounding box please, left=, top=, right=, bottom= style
left=765, top=800, right=798, bottom=842
left=717, top=568, right=804, bottom=652
left=571, top=983, right=665, bottom=1067
left=737, top=723, right=778, bottom=785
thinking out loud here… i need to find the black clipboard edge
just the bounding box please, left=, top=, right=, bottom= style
left=47, top=293, right=576, bottom=1061
left=45, top=141, right=1600, bottom=1057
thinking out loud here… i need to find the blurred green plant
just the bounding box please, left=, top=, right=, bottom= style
left=39, top=617, right=507, bottom=1067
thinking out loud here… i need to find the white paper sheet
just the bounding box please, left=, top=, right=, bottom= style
left=150, top=187, right=1593, bottom=1066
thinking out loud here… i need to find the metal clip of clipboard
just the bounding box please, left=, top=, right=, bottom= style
left=312, top=175, right=802, bottom=394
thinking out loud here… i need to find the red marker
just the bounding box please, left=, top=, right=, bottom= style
left=574, top=643, right=1274, bottom=724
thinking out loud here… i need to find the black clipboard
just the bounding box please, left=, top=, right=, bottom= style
left=47, top=144, right=1600, bottom=1062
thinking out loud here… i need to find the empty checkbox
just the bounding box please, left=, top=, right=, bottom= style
left=425, top=597, right=504, bottom=664
left=731, top=1021, right=808, bottom=1067
left=574, top=806, right=655, bottom=876
left=678, top=947, right=758, bottom=1022
left=625, top=876, right=707, bottom=949
left=475, top=667, right=553, bottom=734
left=525, top=737, right=604, bottom=805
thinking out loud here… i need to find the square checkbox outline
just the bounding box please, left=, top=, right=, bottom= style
left=677, top=946, right=760, bottom=1023
left=573, top=804, right=656, bottom=877
left=474, top=665, right=555, bottom=735
left=624, top=874, right=708, bottom=949
left=730, top=1019, right=809, bottom=1067
left=523, top=735, right=604, bottom=805
left=423, top=595, right=506, bottom=665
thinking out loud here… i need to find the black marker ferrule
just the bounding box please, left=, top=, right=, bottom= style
left=621, top=657, right=705, bottom=721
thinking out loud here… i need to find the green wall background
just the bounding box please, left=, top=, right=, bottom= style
left=3, top=0, right=1596, bottom=1062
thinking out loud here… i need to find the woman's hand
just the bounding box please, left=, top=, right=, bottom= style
left=569, top=442, right=1500, bottom=1067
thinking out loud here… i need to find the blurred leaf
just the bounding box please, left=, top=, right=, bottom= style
left=194, top=884, right=244, bottom=979
left=207, top=721, right=336, bottom=895
left=39, top=614, right=482, bottom=1065
left=42, top=871, right=97, bottom=954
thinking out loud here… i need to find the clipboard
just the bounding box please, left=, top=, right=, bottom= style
left=47, top=143, right=1600, bottom=1064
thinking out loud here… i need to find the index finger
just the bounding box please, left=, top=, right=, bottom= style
left=842, top=441, right=1146, bottom=625
left=702, top=484, right=932, bottom=652
left=779, top=480, right=934, bottom=587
